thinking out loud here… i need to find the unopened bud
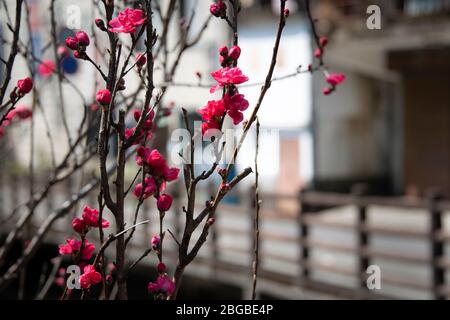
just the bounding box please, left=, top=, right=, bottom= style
left=207, top=217, right=216, bottom=226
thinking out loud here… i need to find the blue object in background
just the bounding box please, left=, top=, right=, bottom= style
left=61, top=56, right=78, bottom=74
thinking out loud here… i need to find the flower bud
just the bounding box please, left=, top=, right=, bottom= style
left=151, top=235, right=161, bottom=249
left=323, top=87, right=333, bottom=95
left=314, top=48, right=322, bottom=58
left=207, top=217, right=215, bottom=226
left=57, top=46, right=69, bottom=58
left=95, top=18, right=107, bottom=31
left=157, top=194, right=173, bottom=212
left=219, top=46, right=228, bottom=57
left=157, top=262, right=166, bottom=273
left=75, top=31, right=90, bottom=47
left=96, top=89, right=112, bottom=106
left=65, top=36, right=78, bottom=50
left=284, top=8, right=290, bottom=18
left=319, top=36, right=328, bottom=47
left=228, top=45, right=241, bottom=60
left=135, top=53, right=147, bottom=68
left=210, top=0, right=226, bottom=18
left=17, top=77, right=33, bottom=95
left=220, top=183, right=230, bottom=193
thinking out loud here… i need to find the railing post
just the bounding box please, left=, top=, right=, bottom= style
left=298, top=189, right=309, bottom=284
left=352, top=183, right=369, bottom=295
left=428, top=191, right=445, bottom=300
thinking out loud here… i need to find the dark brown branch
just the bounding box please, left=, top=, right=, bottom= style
left=0, top=0, right=23, bottom=105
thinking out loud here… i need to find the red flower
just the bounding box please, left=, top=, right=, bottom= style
left=198, top=99, right=225, bottom=122
left=72, top=217, right=87, bottom=233
left=58, top=239, right=95, bottom=260
left=320, top=36, right=328, bottom=47
left=163, top=166, right=180, bottom=182
left=79, top=265, right=102, bottom=289
left=147, top=149, right=167, bottom=173
left=38, top=60, right=55, bottom=78
left=82, top=206, right=110, bottom=228
left=17, top=77, right=33, bottom=95
left=108, top=8, right=146, bottom=33
left=326, top=73, right=346, bottom=86
left=157, top=194, right=173, bottom=211
left=96, top=89, right=111, bottom=106
left=210, top=67, right=249, bottom=93
left=223, top=93, right=249, bottom=125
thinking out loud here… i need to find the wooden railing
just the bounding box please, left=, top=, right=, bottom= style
left=1, top=172, right=450, bottom=299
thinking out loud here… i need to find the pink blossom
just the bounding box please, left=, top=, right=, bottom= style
left=157, top=194, right=173, bottom=212
left=320, top=36, right=328, bottom=47
left=17, top=77, right=33, bottom=95
left=38, top=60, right=55, bottom=78
left=148, top=274, right=175, bottom=297
left=198, top=99, right=225, bottom=122
left=96, top=89, right=111, bottom=105
left=108, top=8, right=146, bottom=33
left=90, top=103, right=99, bottom=112
left=163, top=166, right=179, bottom=182
left=72, top=217, right=87, bottom=233
left=133, top=109, right=153, bottom=129
left=82, top=206, right=110, bottom=228
left=54, top=277, right=65, bottom=287
left=201, top=120, right=219, bottom=135
left=147, top=149, right=167, bottom=173
left=284, top=8, right=290, bottom=18
left=14, top=105, right=32, bottom=120
left=210, top=67, right=249, bottom=93
left=223, top=93, right=249, bottom=125
left=79, top=265, right=102, bottom=289
left=326, top=73, right=346, bottom=86
left=58, top=239, right=95, bottom=260
left=314, top=48, right=322, bottom=58
left=57, top=46, right=69, bottom=58
left=133, top=177, right=157, bottom=199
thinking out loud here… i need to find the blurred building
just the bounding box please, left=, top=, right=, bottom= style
left=310, top=0, right=450, bottom=196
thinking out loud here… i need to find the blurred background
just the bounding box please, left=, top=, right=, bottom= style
left=1, top=0, right=450, bottom=300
